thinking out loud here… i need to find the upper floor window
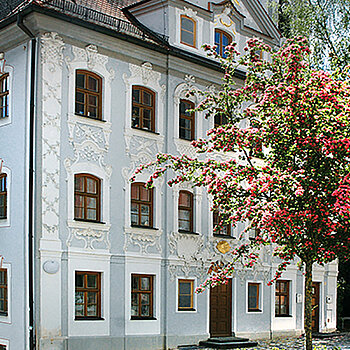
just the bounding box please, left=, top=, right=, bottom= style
left=132, top=86, right=155, bottom=132
left=275, top=280, right=290, bottom=316
left=0, top=74, right=9, bottom=119
left=178, top=190, right=193, bottom=233
left=213, top=211, right=231, bottom=236
left=181, top=15, right=196, bottom=47
left=0, top=268, right=7, bottom=316
left=131, top=182, right=153, bottom=227
left=214, top=112, right=229, bottom=128
left=131, top=274, right=154, bottom=319
left=179, top=100, right=195, bottom=141
left=75, top=70, right=102, bottom=120
left=74, top=174, right=101, bottom=222
left=214, top=30, right=232, bottom=58
left=0, top=174, right=6, bottom=219
left=75, top=271, right=101, bottom=319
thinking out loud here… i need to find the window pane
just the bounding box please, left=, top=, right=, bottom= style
left=139, top=186, right=149, bottom=202
left=75, top=177, right=84, bottom=191
left=88, top=106, right=97, bottom=118
left=215, top=31, right=220, bottom=45
left=181, top=17, right=194, bottom=32
left=76, top=91, right=85, bottom=103
left=87, top=292, right=96, bottom=304
left=131, top=293, right=138, bottom=306
left=132, top=88, right=140, bottom=103
left=75, top=304, right=84, bottom=316
left=131, top=304, right=138, bottom=316
left=179, top=281, right=191, bottom=294
left=142, top=109, right=151, bottom=130
left=180, top=101, right=192, bottom=116
left=131, top=185, right=139, bottom=200
left=181, top=30, right=194, bottom=46
left=76, top=74, right=85, bottom=89
left=179, top=209, right=190, bottom=221
left=222, top=34, right=230, bottom=47
left=86, top=197, right=96, bottom=209
left=86, top=178, right=97, bottom=194
left=75, top=291, right=84, bottom=304
left=179, top=295, right=191, bottom=308
left=132, top=107, right=140, bottom=128
left=132, top=276, right=138, bottom=290
left=87, top=304, right=97, bottom=316
left=75, top=102, right=85, bottom=115
left=76, top=273, right=84, bottom=288
left=143, top=91, right=152, bottom=106
left=141, top=277, right=150, bottom=290
left=0, top=288, right=3, bottom=298
left=141, top=214, right=150, bottom=226
left=87, top=275, right=97, bottom=288
left=87, top=209, right=97, bottom=220
left=141, top=293, right=150, bottom=305
left=74, top=207, right=83, bottom=219
left=179, top=192, right=191, bottom=207
left=88, top=94, right=97, bottom=106
left=88, top=76, right=98, bottom=91
left=141, top=305, right=150, bottom=316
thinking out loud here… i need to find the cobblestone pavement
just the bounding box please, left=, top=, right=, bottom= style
left=193, top=333, right=350, bottom=350
left=256, top=333, right=350, bottom=349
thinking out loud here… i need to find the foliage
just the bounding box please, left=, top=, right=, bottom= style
left=132, top=36, right=350, bottom=349
left=273, top=0, right=350, bottom=71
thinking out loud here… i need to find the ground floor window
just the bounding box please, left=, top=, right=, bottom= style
left=0, top=269, right=7, bottom=316
left=75, top=271, right=101, bottom=319
left=131, top=274, right=154, bottom=319
left=178, top=279, right=195, bottom=311
left=248, top=282, right=261, bottom=312
left=275, top=280, right=290, bottom=316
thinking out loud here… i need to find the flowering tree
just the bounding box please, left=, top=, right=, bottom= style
left=132, top=37, right=350, bottom=349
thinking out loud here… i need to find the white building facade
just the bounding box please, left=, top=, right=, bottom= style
left=0, top=0, right=338, bottom=349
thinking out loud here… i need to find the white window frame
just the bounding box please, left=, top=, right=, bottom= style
left=0, top=263, right=11, bottom=324
left=0, top=166, right=11, bottom=228
left=176, top=277, right=197, bottom=313
left=246, top=280, right=263, bottom=314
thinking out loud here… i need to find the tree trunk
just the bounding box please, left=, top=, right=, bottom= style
left=304, top=260, right=313, bottom=350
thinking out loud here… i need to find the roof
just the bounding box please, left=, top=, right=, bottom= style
left=0, top=0, right=164, bottom=43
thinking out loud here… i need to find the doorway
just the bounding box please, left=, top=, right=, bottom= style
left=311, top=282, right=320, bottom=332
left=209, top=279, right=232, bottom=337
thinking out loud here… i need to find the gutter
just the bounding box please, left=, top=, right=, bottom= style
left=16, top=13, right=36, bottom=350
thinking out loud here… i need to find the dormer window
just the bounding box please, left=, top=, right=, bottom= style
left=181, top=15, right=196, bottom=47
left=214, top=29, right=232, bottom=58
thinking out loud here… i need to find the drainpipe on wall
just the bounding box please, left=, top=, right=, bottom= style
left=16, top=14, right=36, bottom=350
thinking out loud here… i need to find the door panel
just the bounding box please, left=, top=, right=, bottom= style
left=210, top=280, right=232, bottom=337
left=312, top=282, right=320, bottom=332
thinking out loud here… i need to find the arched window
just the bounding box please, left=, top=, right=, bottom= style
left=181, top=15, right=196, bottom=47
left=178, top=190, right=193, bottom=233
left=132, top=86, right=156, bottom=132
left=74, top=174, right=101, bottom=222
left=75, top=70, right=103, bottom=120
left=131, top=182, right=153, bottom=227
left=179, top=100, right=195, bottom=141
left=214, top=29, right=232, bottom=58
left=0, top=174, right=6, bottom=219
left=213, top=210, right=231, bottom=236
left=0, top=73, right=9, bottom=119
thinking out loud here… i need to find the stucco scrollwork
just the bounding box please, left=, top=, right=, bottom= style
left=183, top=7, right=198, bottom=18
left=124, top=228, right=162, bottom=254
left=168, top=231, right=204, bottom=260
left=40, top=32, right=65, bottom=69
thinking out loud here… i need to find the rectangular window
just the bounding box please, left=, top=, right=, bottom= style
left=178, top=279, right=194, bottom=311
left=0, top=73, right=9, bottom=119
left=275, top=280, right=290, bottom=316
left=178, top=191, right=193, bottom=233
left=131, top=183, right=153, bottom=227
left=0, top=269, right=8, bottom=316
left=75, top=271, right=101, bottom=319
left=213, top=211, right=231, bottom=236
left=132, top=86, right=155, bottom=132
left=131, top=274, right=154, bottom=319
left=180, top=15, right=196, bottom=47
left=248, top=283, right=261, bottom=312
left=179, top=100, right=195, bottom=141
left=0, top=174, right=6, bottom=219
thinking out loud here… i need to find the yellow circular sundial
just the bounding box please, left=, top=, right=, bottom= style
left=216, top=240, right=231, bottom=254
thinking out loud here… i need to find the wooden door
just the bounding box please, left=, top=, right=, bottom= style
left=210, top=279, right=232, bottom=337
left=312, top=282, right=320, bottom=332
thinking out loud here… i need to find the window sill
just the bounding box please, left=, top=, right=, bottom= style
left=74, top=218, right=106, bottom=224
left=178, top=230, right=199, bottom=235
left=177, top=308, right=196, bottom=312
left=131, top=224, right=158, bottom=230
left=131, top=127, right=160, bottom=135
left=178, top=137, right=194, bottom=142
left=131, top=316, right=157, bottom=320
left=213, top=234, right=235, bottom=239
left=248, top=309, right=262, bottom=313
left=275, top=314, right=293, bottom=318
left=74, top=113, right=106, bottom=122
left=0, top=312, right=8, bottom=317
left=74, top=317, right=105, bottom=321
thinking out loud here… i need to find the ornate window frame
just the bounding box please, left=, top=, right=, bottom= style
left=66, top=45, right=113, bottom=130
left=175, top=7, right=203, bottom=53
left=123, top=62, right=165, bottom=140
left=0, top=66, right=12, bottom=128
left=0, top=167, right=10, bottom=228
